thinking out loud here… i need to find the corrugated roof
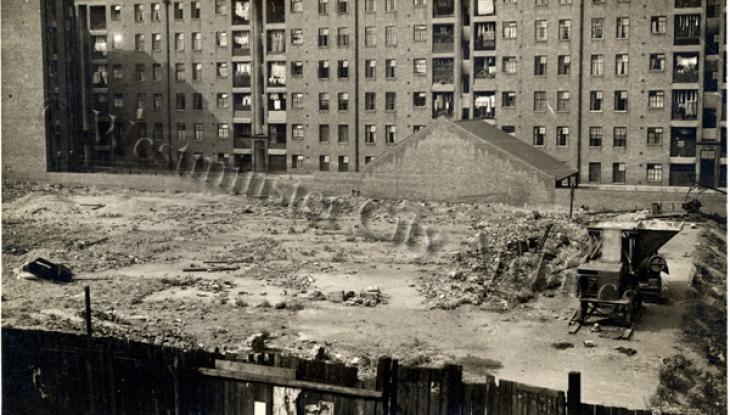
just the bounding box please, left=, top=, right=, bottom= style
left=454, top=119, right=578, bottom=181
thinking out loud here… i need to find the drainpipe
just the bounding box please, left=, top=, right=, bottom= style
left=164, top=0, right=173, bottom=170
left=354, top=0, right=360, bottom=171
left=576, top=0, right=584, bottom=184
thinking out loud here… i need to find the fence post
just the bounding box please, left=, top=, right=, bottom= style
left=485, top=375, right=497, bottom=414
left=441, top=364, right=463, bottom=415
left=567, top=371, right=581, bottom=415
left=84, top=286, right=93, bottom=337
left=376, top=357, right=392, bottom=414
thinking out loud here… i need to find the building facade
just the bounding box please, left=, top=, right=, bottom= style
left=59, top=0, right=726, bottom=186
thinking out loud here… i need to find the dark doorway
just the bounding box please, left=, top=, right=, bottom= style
left=699, top=149, right=716, bottom=187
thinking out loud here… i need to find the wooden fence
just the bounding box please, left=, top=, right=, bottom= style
left=2, top=328, right=679, bottom=415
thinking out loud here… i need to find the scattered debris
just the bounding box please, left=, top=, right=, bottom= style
left=21, top=258, right=73, bottom=283
left=551, top=342, right=575, bottom=350
left=615, top=347, right=637, bottom=356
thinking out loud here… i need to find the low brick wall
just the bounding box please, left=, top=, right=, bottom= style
left=5, top=170, right=726, bottom=217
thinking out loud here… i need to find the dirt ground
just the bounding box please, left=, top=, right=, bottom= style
left=0, top=181, right=712, bottom=408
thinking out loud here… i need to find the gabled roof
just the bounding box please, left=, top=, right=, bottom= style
left=454, top=119, right=578, bottom=182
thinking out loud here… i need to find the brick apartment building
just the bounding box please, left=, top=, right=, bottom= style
left=43, top=0, right=726, bottom=187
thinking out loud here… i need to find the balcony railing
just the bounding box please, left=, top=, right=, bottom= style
left=675, top=0, right=701, bottom=7
left=432, top=61, right=454, bottom=84
left=673, top=69, right=699, bottom=83
left=233, top=74, right=251, bottom=87
left=433, top=0, right=454, bottom=17
left=234, top=136, right=252, bottom=149
left=266, top=0, right=285, bottom=23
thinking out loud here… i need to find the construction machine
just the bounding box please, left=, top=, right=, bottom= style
left=569, top=220, right=683, bottom=335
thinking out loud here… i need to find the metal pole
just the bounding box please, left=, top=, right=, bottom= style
left=567, top=371, right=581, bottom=415
left=569, top=185, right=575, bottom=218
left=84, top=286, right=92, bottom=336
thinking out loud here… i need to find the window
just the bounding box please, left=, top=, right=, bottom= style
left=191, top=1, right=201, bottom=19
left=414, top=59, right=427, bottom=74
left=616, top=17, right=629, bottom=39
left=338, top=93, right=349, bottom=111
left=292, top=93, right=304, bottom=109
left=175, top=93, right=186, bottom=110
left=385, top=0, right=396, bottom=11
left=338, top=125, right=349, bottom=143
left=385, top=92, right=396, bottom=111
left=152, top=64, right=162, bottom=81
left=365, top=125, right=376, bottom=144
left=647, top=127, right=663, bottom=145
left=319, top=0, right=328, bottom=14
left=648, top=90, right=665, bottom=109
left=218, top=124, right=229, bottom=139
left=385, top=125, right=396, bottom=144
left=215, top=32, right=227, bottom=48
left=414, top=92, right=427, bottom=107
left=535, top=20, right=548, bottom=41
left=338, top=60, right=349, bottom=79
left=175, top=63, right=185, bottom=81
left=533, top=127, right=546, bottom=146
left=613, top=55, right=629, bottom=76
left=589, top=127, right=602, bottom=146
left=534, top=91, right=547, bottom=112
left=291, top=29, right=303, bottom=45
left=614, top=90, right=629, bottom=112
left=153, top=123, right=163, bottom=140
left=192, top=62, right=202, bottom=81
left=502, top=91, right=516, bottom=108
left=591, top=18, right=604, bottom=39
left=414, top=25, right=427, bottom=42
left=556, top=127, right=569, bottom=147
left=646, top=164, right=663, bottom=183
left=318, top=28, right=329, bottom=47
left=291, top=0, right=302, bottom=12
left=268, top=93, right=285, bottom=111
left=215, top=0, right=227, bottom=14
left=365, top=27, right=376, bottom=46
left=337, top=27, right=349, bottom=47
left=588, top=163, right=601, bottom=183
left=112, top=34, right=123, bottom=50
left=385, top=59, right=396, bottom=79
left=651, top=16, right=666, bottom=34
left=292, top=155, right=304, bottom=169
left=152, top=33, right=162, bottom=51
left=613, top=127, right=627, bottom=147
left=590, top=54, right=604, bottom=76
left=113, top=65, right=123, bottom=79
left=151, top=3, right=161, bottom=21
left=385, top=26, right=397, bottom=46
left=337, top=0, right=348, bottom=14
left=650, top=53, right=665, bottom=71
left=612, top=163, right=626, bottom=184
left=365, top=92, right=376, bottom=110
left=365, top=0, right=375, bottom=12
left=134, top=4, right=144, bottom=22
left=111, top=5, right=121, bottom=21
left=268, top=30, right=285, bottom=54
left=319, top=93, right=330, bottom=111
left=135, top=34, right=145, bottom=51
left=503, top=21, right=517, bottom=39
left=534, top=55, right=547, bottom=76
left=556, top=91, right=570, bottom=112
left=174, top=2, right=183, bottom=19
left=113, top=94, right=124, bottom=108
left=175, top=33, right=184, bottom=51
left=217, top=62, right=229, bottom=78
left=503, top=56, right=517, bottom=74
left=292, top=124, right=304, bottom=140
left=176, top=123, right=186, bottom=140
left=558, top=20, right=571, bottom=40
left=319, top=155, right=330, bottom=171
left=674, top=14, right=700, bottom=45
left=365, top=60, right=376, bottom=79
left=319, top=124, right=330, bottom=142
left=318, top=60, right=330, bottom=79
left=193, top=93, right=203, bottom=110
left=233, top=31, right=250, bottom=55
left=338, top=156, right=350, bottom=172
left=558, top=55, right=571, bottom=75
left=590, top=91, right=603, bottom=111
left=291, top=61, right=303, bottom=77
left=672, top=89, right=698, bottom=120
left=135, top=64, right=145, bottom=81
left=217, top=93, right=229, bottom=109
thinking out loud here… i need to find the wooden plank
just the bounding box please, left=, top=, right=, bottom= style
left=428, top=369, right=441, bottom=415
left=512, top=381, right=564, bottom=398
left=471, top=382, right=486, bottom=415
left=198, top=368, right=383, bottom=399
left=415, top=368, right=430, bottom=415
left=215, top=360, right=296, bottom=379
left=463, top=384, right=473, bottom=415
left=486, top=376, right=496, bottom=415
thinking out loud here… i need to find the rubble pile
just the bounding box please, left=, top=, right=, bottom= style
left=418, top=214, right=589, bottom=309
